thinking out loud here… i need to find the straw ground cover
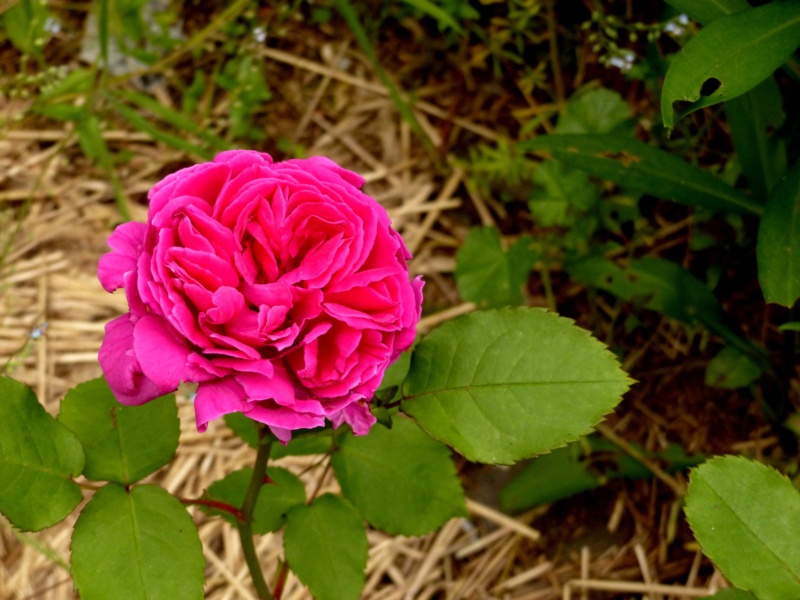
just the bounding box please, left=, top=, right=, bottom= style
left=2, top=1, right=797, bottom=598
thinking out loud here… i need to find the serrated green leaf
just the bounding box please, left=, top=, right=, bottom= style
left=685, top=456, right=800, bottom=600
left=400, top=308, right=631, bottom=464
left=0, top=377, right=85, bottom=532
left=726, top=77, right=786, bottom=202
left=285, top=494, right=367, bottom=600
left=332, top=418, right=466, bottom=535
left=58, top=376, right=179, bottom=484
left=663, top=0, right=749, bottom=25
left=204, top=467, right=305, bottom=534
left=455, top=227, right=537, bottom=308
left=529, top=160, right=598, bottom=226
left=757, top=162, right=800, bottom=307
left=555, top=88, right=633, bottom=135
left=519, top=135, right=760, bottom=215
left=705, top=347, right=763, bottom=389
left=71, top=483, right=204, bottom=600
left=661, top=3, right=800, bottom=129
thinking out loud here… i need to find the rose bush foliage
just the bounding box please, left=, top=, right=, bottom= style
left=98, top=150, right=422, bottom=441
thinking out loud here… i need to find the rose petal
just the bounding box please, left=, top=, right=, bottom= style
left=99, top=314, right=166, bottom=406
left=330, top=401, right=377, bottom=436
left=98, top=221, right=147, bottom=292
left=245, top=401, right=326, bottom=431
left=149, top=162, right=231, bottom=216
left=195, top=377, right=249, bottom=432
left=132, top=315, right=192, bottom=390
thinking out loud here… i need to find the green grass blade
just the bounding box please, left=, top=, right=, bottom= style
left=108, top=95, right=215, bottom=160
left=334, top=0, right=437, bottom=159
left=113, top=88, right=229, bottom=152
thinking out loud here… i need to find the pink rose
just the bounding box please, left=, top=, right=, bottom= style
left=98, top=150, right=423, bottom=441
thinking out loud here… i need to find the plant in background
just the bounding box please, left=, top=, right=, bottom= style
left=457, top=2, right=800, bottom=594
left=0, top=152, right=631, bottom=599
left=464, top=2, right=800, bottom=597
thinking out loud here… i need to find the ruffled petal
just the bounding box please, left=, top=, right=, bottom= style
left=330, top=401, right=377, bottom=436
left=98, top=222, right=147, bottom=292
left=99, top=314, right=165, bottom=406
left=194, top=377, right=249, bottom=432
left=132, top=315, right=192, bottom=390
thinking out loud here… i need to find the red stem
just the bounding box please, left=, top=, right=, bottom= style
left=180, top=497, right=244, bottom=521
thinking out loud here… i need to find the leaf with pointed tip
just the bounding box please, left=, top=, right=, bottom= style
left=757, top=163, right=800, bottom=307
left=284, top=494, right=367, bottom=600
left=0, top=377, right=84, bottom=531
left=661, top=3, right=800, bottom=129
left=58, top=376, right=179, bottom=484
left=663, top=0, right=749, bottom=25
left=401, top=308, right=632, bottom=464
left=726, top=77, right=786, bottom=202
left=71, top=484, right=204, bottom=600
left=685, top=456, right=800, bottom=600
left=519, top=135, right=760, bottom=215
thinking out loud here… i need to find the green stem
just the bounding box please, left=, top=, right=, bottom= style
left=539, top=262, right=557, bottom=312
left=238, top=435, right=273, bottom=600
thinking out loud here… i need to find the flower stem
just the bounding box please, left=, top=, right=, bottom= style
left=238, top=434, right=273, bottom=599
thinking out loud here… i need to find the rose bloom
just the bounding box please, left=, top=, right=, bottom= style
left=98, top=150, right=423, bottom=441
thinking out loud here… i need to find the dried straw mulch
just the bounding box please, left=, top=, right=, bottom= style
left=1, top=36, right=737, bottom=600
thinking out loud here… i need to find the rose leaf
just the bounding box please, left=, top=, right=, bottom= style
left=71, top=483, right=204, bottom=600
left=331, top=417, right=467, bottom=536
left=685, top=456, right=800, bottom=600
left=284, top=494, right=367, bottom=600
left=58, top=376, right=179, bottom=485
left=400, top=307, right=632, bottom=465
left=0, top=376, right=85, bottom=531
